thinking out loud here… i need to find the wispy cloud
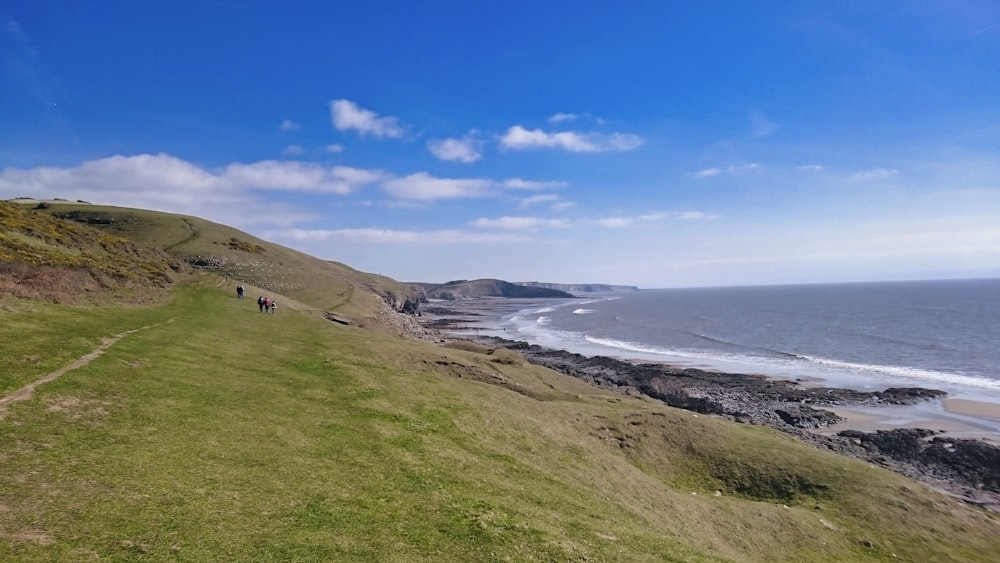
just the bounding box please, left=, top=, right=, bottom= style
left=519, top=194, right=561, bottom=207
left=223, top=161, right=385, bottom=193
left=679, top=211, right=718, bottom=220
left=0, top=153, right=375, bottom=227
left=0, top=153, right=385, bottom=204
left=851, top=168, right=899, bottom=182
left=547, top=112, right=607, bottom=125
left=279, top=119, right=300, bottom=132
left=595, top=217, right=633, bottom=228
left=268, top=227, right=530, bottom=245
left=548, top=112, right=579, bottom=123
left=282, top=144, right=305, bottom=156
left=325, top=144, right=345, bottom=153
left=470, top=216, right=570, bottom=230
left=499, top=126, right=644, bottom=152
left=427, top=132, right=483, bottom=163
left=3, top=17, right=59, bottom=106
left=748, top=110, right=778, bottom=138
left=381, top=172, right=493, bottom=200
left=967, top=22, right=1000, bottom=37
left=691, top=163, right=761, bottom=178
left=692, top=167, right=721, bottom=179
left=589, top=211, right=700, bottom=227
left=328, top=99, right=405, bottom=138
left=503, top=178, right=569, bottom=190
left=796, top=164, right=825, bottom=171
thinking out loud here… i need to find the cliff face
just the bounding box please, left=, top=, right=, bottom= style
left=517, top=282, right=638, bottom=292
left=410, top=279, right=574, bottom=300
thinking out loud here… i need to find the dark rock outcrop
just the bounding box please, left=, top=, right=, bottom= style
left=464, top=336, right=1000, bottom=511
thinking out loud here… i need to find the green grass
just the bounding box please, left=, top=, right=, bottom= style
left=2, top=283, right=999, bottom=561
left=33, top=202, right=411, bottom=319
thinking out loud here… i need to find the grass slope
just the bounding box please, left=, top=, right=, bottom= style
left=0, top=201, right=181, bottom=303
left=1, top=284, right=998, bottom=561
left=34, top=202, right=412, bottom=320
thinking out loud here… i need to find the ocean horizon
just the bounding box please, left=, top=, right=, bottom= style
left=450, top=278, right=1000, bottom=404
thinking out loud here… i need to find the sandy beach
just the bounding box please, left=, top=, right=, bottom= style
left=813, top=397, right=1000, bottom=445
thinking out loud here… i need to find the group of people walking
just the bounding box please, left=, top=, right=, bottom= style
left=257, top=295, right=277, bottom=314
left=237, top=284, right=277, bottom=314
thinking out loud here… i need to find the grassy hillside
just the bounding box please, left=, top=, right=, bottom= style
left=0, top=201, right=181, bottom=303
left=1, top=282, right=998, bottom=560
left=33, top=202, right=416, bottom=322
left=2, top=202, right=999, bottom=560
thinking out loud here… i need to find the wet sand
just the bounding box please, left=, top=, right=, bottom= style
left=815, top=398, right=1000, bottom=445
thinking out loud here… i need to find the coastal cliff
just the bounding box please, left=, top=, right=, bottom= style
left=410, top=279, right=575, bottom=300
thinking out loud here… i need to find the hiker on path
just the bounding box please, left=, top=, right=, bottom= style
left=264, top=297, right=271, bottom=313
left=258, top=295, right=265, bottom=313
left=269, top=300, right=277, bottom=314
left=237, top=284, right=245, bottom=299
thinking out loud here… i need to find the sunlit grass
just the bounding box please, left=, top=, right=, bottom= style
left=1, top=285, right=998, bottom=561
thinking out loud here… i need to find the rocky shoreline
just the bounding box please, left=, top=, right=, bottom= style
left=491, top=336, right=1000, bottom=511
left=411, top=299, right=1000, bottom=512
left=469, top=336, right=1000, bottom=511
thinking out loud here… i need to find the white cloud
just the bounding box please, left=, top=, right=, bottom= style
left=595, top=217, right=633, bottom=228
left=280, top=119, right=300, bottom=132
left=268, top=227, right=529, bottom=245
left=748, top=110, right=778, bottom=138
left=851, top=168, right=899, bottom=182
left=325, top=144, right=345, bottom=153
left=282, top=144, right=305, bottom=156
left=0, top=153, right=356, bottom=227
left=691, top=164, right=760, bottom=178
left=381, top=172, right=493, bottom=200
left=519, top=194, right=560, bottom=207
left=427, top=134, right=482, bottom=163
left=796, top=164, right=825, bottom=171
left=547, top=112, right=607, bottom=125
left=470, top=216, right=570, bottom=230
left=548, top=112, right=578, bottom=123
left=224, top=161, right=384, bottom=194
left=498, top=126, right=644, bottom=152
left=328, top=99, right=404, bottom=138
left=503, top=178, right=569, bottom=190
left=550, top=201, right=576, bottom=212
left=679, top=211, right=717, bottom=220
left=0, top=153, right=385, bottom=207
left=0, top=153, right=220, bottom=206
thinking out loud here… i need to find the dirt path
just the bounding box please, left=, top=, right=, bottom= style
left=0, top=323, right=165, bottom=420
left=163, top=218, right=199, bottom=252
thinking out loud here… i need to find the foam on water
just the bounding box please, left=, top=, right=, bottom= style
left=796, top=353, right=1000, bottom=392
left=467, top=281, right=1000, bottom=402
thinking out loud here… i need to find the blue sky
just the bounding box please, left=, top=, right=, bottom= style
left=2, top=1, right=999, bottom=288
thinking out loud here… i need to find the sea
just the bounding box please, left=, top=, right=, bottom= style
left=445, top=278, right=1000, bottom=436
